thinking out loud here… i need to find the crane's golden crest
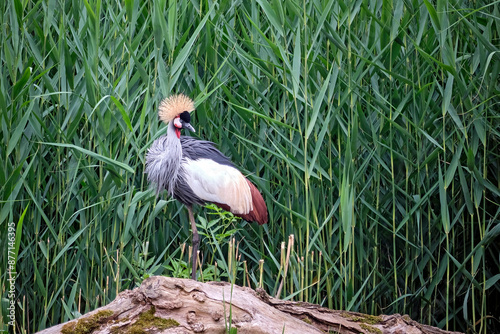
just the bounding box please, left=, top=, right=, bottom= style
left=158, top=94, right=195, bottom=123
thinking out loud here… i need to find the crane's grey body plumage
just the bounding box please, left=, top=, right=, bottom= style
left=145, top=120, right=233, bottom=206
left=181, top=137, right=234, bottom=168
left=145, top=121, right=183, bottom=198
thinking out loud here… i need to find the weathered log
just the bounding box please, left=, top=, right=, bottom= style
left=36, top=276, right=463, bottom=334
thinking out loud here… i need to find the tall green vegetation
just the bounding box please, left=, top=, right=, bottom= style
left=0, top=0, right=498, bottom=333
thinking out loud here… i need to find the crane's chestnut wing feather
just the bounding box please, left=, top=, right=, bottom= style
left=213, top=180, right=268, bottom=225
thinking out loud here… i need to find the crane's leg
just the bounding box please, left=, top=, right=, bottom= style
left=187, top=206, right=199, bottom=280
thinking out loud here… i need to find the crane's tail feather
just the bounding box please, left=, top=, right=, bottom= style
left=213, top=179, right=268, bottom=225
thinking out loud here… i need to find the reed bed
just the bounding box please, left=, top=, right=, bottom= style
left=0, top=0, right=499, bottom=333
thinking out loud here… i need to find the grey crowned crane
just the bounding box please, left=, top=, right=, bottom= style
left=145, top=94, right=268, bottom=280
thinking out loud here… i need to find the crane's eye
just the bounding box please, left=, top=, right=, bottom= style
left=179, top=111, right=191, bottom=123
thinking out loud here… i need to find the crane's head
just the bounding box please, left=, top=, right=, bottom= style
left=158, top=94, right=196, bottom=139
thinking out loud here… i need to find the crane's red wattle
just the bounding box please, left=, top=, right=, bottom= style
left=175, top=128, right=181, bottom=139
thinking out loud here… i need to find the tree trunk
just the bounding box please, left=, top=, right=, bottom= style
left=36, top=276, right=463, bottom=334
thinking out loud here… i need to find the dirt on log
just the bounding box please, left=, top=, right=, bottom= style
left=36, top=276, right=463, bottom=334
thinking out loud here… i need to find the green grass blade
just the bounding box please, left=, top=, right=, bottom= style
left=42, top=142, right=134, bottom=173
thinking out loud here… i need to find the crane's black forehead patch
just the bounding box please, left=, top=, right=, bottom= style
left=180, top=111, right=191, bottom=123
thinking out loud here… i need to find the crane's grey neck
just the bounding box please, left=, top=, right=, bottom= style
left=164, top=120, right=182, bottom=196
left=145, top=120, right=182, bottom=197
left=166, top=120, right=180, bottom=145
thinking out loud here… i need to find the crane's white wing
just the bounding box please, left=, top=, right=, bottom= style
left=182, top=158, right=253, bottom=214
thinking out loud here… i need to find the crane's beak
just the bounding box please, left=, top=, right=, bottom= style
left=183, top=123, right=195, bottom=133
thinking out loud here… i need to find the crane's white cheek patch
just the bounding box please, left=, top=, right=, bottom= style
left=182, top=158, right=252, bottom=214
left=173, top=117, right=182, bottom=128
